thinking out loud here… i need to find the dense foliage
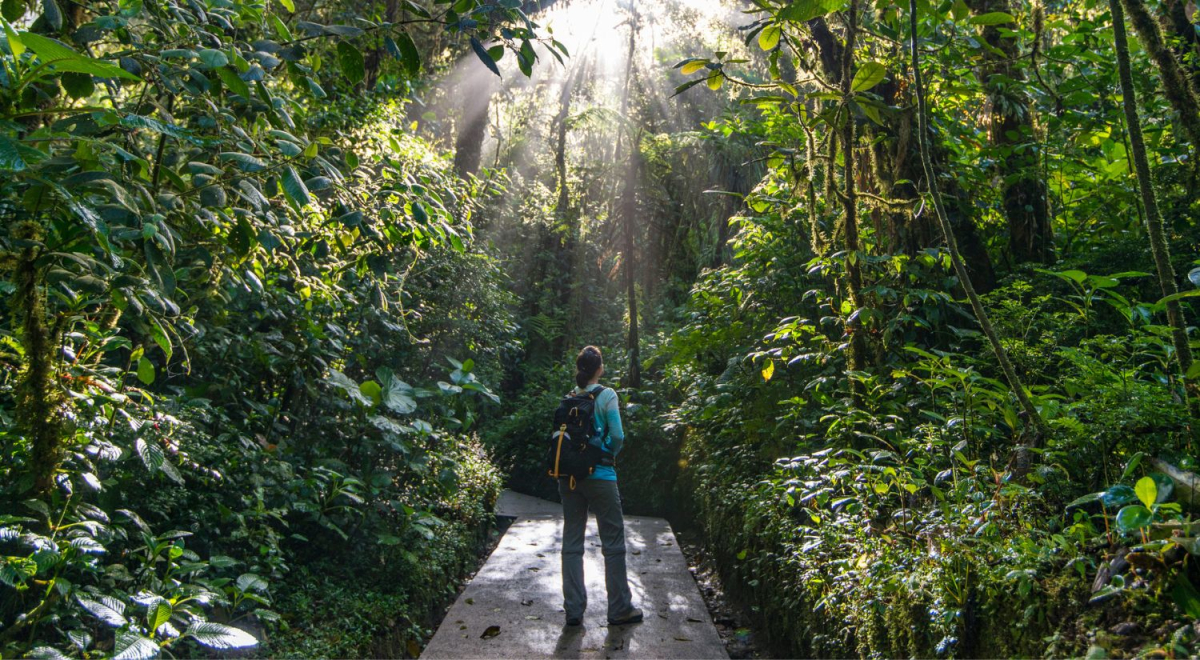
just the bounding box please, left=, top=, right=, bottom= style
left=0, top=0, right=563, bottom=656
left=5, top=0, right=1200, bottom=656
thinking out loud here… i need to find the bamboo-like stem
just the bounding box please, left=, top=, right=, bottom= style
left=907, top=0, right=1048, bottom=439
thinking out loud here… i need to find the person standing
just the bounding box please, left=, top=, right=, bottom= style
left=559, top=346, right=643, bottom=627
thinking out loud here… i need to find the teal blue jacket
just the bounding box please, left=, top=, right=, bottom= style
left=575, top=384, right=624, bottom=481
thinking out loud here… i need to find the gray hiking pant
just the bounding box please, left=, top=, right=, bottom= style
left=558, top=478, right=635, bottom=621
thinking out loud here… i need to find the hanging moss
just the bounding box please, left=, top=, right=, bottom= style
left=9, top=220, right=64, bottom=496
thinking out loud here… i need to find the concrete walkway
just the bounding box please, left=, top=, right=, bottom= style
left=421, top=490, right=727, bottom=659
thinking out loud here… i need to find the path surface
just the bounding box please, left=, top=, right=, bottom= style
left=421, top=490, right=727, bottom=659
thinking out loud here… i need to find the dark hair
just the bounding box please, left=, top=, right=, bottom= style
left=575, top=346, right=603, bottom=388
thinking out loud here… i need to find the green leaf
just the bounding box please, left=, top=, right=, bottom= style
left=185, top=622, right=257, bottom=650
left=1102, top=484, right=1138, bottom=507
left=851, top=61, right=886, bottom=92
left=112, top=630, right=158, bottom=660
left=218, top=152, right=267, bottom=171
left=76, top=596, right=127, bottom=627
left=19, top=32, right=140, bottom=80
left=950, top=0, right=969, bottom=20
left=378, top=368, right=417, bottom=414
left=137, top=357, right=155, bottom=385
left=236, top=573, right=268, bottom=593
left=41, top=0, right=62, bottom=31
left=0, top=135, right=27, bottom=171
left=197, top=48, right=228, bottom=69
left=148, top=600, right=172, bottom=631
left=680, top=59, right=707, bottom=75
left=2, top=17, right=23, bottom=58
left=1114, top=504, right=1152, bottom=533
left=337, top=41, right=364, bottom=84
left=282, top=166, right=312, bottom=208
left=278, top=0, right=294, bottom=11
left=1065, top=491, right=1104, bottom=508
left=394, top=32, right=420, bottom=77
left=2, top=0, right=21, bottom=22
left=969, top=11, right=1015, bottom=25
left=758, top=24, right=781, bottom=51
left=780, top=0, right=844, bottom=22
left=470, top=36, right=501, bottom=77
left=136, top=438, right=164, bottom=471
left=327, top=369, right=372, bottom=406
left=359, top=380, right=383, bottom=405
left=1135, top=476, right=1157, bottom=509
left=1171, top=575, right=1200, bottom=619
left=60, top=71, right=95, bottom=99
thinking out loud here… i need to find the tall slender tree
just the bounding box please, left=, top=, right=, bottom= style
left=1110, top=0, right=1195, bottom=386
left=617, top=7, right=642, bottom=387
left=909, top=0, right=1048, bottom=438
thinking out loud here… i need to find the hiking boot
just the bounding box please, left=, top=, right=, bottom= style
left=607, top=608, right=643, bottom=626
left=565, top=616, right=582, bottom=627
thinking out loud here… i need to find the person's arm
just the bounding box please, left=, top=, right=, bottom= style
left=601, top=390, right=625, bottom=455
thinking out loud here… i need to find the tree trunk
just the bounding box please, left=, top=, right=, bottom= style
left=1119, top=0, right=1200, bottom=150
left=839, top=0, right=870, bottom=382
left=618, top=10, right=641, bottom=388
left=1111, top=0, right=1195, bottom=385
left=909, top=0, right=1048, bottom=440
left=967, top=0, right=1053, bottom=264
left=454, top=77, right=495, bottom=177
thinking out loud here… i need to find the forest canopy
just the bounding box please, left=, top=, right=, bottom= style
left=3, top=0, right=1200, bottom=656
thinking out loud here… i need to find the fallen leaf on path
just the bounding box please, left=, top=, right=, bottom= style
left=687, top=617, right=702, bottom=623
left=536, top=553, right=545, bottom=558
left=466, top=598, right=475, bottom=605
left=527, top=567, right=540, bottom=571
left=674, top=636, right=692, bottom=642
left=632, top=550, right=641, bottom=555
left=658, top=613, right=669, bottom=619
left=481, top=626, right=502, bottom=639
left=459, top=625, right=467, bottom=630
left=525, top=615, right=541, bottom=620
left=521, top=599, right=534, bottom=606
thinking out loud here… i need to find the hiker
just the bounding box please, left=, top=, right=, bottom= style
left=556, top=346, right=643, bottom=627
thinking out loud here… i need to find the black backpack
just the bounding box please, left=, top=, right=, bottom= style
left=546, top=386, right=613, bottom=487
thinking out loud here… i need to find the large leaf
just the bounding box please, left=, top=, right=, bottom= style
left=327, top=369, right=372, bottom=406
left=851, top=62, right=886, bottom=92
left=378, top=368, right=417, bottom=415
left=1114, top=504, right=1152, bottom=533
left=112, top=631, right=158, bottom=660
left=185, top=622, right=257, bottom=649
left=1134, top=476, right=1157, bottom=509
left=136, top=438, right=164, bottom=471
left=393, top=32, right=421, bottom=77
left=76, top=596, right=127, bottom=627
left=470, top=36, right=501, bottom=76
left=20, top=32, right=140, bottom=80
left=0, top=135, right=26, bottom=171
left=758, top=24, right=781, bottom=51
left=282, top=166, right=312, bottom=208
left=337, top=41, right=364, bottom=84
